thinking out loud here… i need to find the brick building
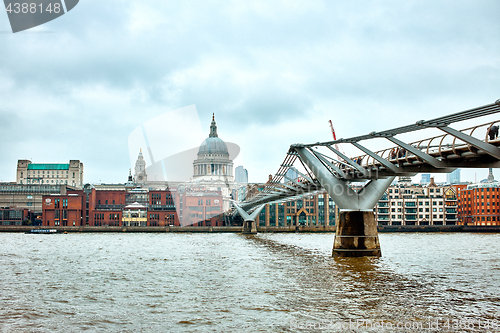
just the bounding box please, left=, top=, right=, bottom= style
left=180, top=188, right=223, bottom=226
left=42, top=190, right=84, bottom=226
left=457, top=182, right=500, bottom=226
left=42, top=185, right=181, bottom=227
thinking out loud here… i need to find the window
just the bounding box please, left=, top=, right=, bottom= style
left=206, top=199, right=211, bottom=205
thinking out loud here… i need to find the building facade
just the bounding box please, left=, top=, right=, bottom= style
left=0, top=183, right=76, bottom=214
left=420, top=173, right=431, bottom=184
left=0, top=207, right=30, bottom=226
left=447, top=169, right=461, bottom=184
left=375, top=178, right=458, bottom=225
left=235, top=166, right=248, bottom=183
left=255, top=191, right=336, bottom=227
left=457, top=182, right=500, bottom=226
left=17, top=160, right=84, bottom=188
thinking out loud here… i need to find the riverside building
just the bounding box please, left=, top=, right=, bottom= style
left=375, top=178, right=458, bottom=225
left=42, top=182, right=181, bottom=227
left=457, top=181, right=500, bottom=226
left=254, top=191, right=337, bottom=227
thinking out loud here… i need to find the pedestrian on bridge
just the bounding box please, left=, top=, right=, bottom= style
left=488, top=125, right=499, bottom=140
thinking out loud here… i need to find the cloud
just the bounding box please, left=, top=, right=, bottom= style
left=1, top=0, right=499, bottom=183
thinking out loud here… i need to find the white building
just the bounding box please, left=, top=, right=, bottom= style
left=17, top=160, right=84, bottom=188
left=375, top=178, right=458, bottom=226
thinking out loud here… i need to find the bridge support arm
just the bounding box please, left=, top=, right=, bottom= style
left=385, top=137, right=445, bottom=168
left=294, top=147, right=395, bottom=257
left=233, top=203, right=265, bottom=234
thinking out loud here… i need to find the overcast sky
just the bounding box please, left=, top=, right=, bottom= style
left=1, top=0, right=499, bottom=184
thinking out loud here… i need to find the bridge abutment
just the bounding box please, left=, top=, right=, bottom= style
left=333, top=210, right=381, bottom=257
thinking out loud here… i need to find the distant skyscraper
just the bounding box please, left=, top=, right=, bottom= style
left=235, top=166, right=248, bottom=183
left=420, top=174, right=431, bottom=184
left=284, top=169, right=298, bottom=182
left=446, top=169, right=461, bottom=184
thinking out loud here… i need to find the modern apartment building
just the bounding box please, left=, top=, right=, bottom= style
left=255, top=191, right=337, bottom=227
left=375, top=178, right=458, bottom=226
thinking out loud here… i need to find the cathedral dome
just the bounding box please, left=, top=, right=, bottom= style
left=193, top=113, right=234, bottom=183
left=198, top=137, right=229, bottom=156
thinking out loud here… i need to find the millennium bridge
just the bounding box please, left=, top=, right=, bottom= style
left=233, top=99, right=500, bottom=257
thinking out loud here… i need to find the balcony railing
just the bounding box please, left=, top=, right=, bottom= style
left=149, top=204, right=176, bottom=211
left=95, top=205, right=125, bottom=211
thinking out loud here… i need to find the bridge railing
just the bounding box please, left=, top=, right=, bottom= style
left=348, top=120, right=500, bottom=170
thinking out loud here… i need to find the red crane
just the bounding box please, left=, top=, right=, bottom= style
left=328, top=120, right=345, bottom=157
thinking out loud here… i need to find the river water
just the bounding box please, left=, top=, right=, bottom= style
left=0, top=232, right=499, bottom=332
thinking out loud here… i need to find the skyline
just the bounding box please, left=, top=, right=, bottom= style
left=1, top=1, right=499, bottom=184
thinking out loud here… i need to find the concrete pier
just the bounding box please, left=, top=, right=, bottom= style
left=333, top=211, right=381, bottom=257
left=242, top=220, right=257, bottom=234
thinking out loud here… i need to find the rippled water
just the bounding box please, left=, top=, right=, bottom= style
left=0, top=232, right=499, bottom=332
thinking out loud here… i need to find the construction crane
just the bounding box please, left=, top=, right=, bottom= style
left=328, top=120, right=345, bottom=157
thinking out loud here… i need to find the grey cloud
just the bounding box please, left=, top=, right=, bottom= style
left=1, top=0, right=499, bottom=183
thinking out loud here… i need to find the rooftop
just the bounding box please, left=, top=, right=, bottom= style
left=27, top=164, right=70, bottom=170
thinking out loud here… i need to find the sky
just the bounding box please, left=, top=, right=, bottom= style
left=1, top=0, right=499, bottom=185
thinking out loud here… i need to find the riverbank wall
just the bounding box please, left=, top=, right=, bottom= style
left=1, top=225, right=500, bottom=233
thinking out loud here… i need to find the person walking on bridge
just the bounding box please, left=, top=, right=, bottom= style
left=488, top=125, right=499, bottom=140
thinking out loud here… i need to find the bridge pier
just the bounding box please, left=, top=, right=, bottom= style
left=242, top=220, right=258, bottom=234
left=334, top=211, right=381, bottom=257
left=233, top=203, right=265, bottom=235
left=295, top=147, right=394, bottom=257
